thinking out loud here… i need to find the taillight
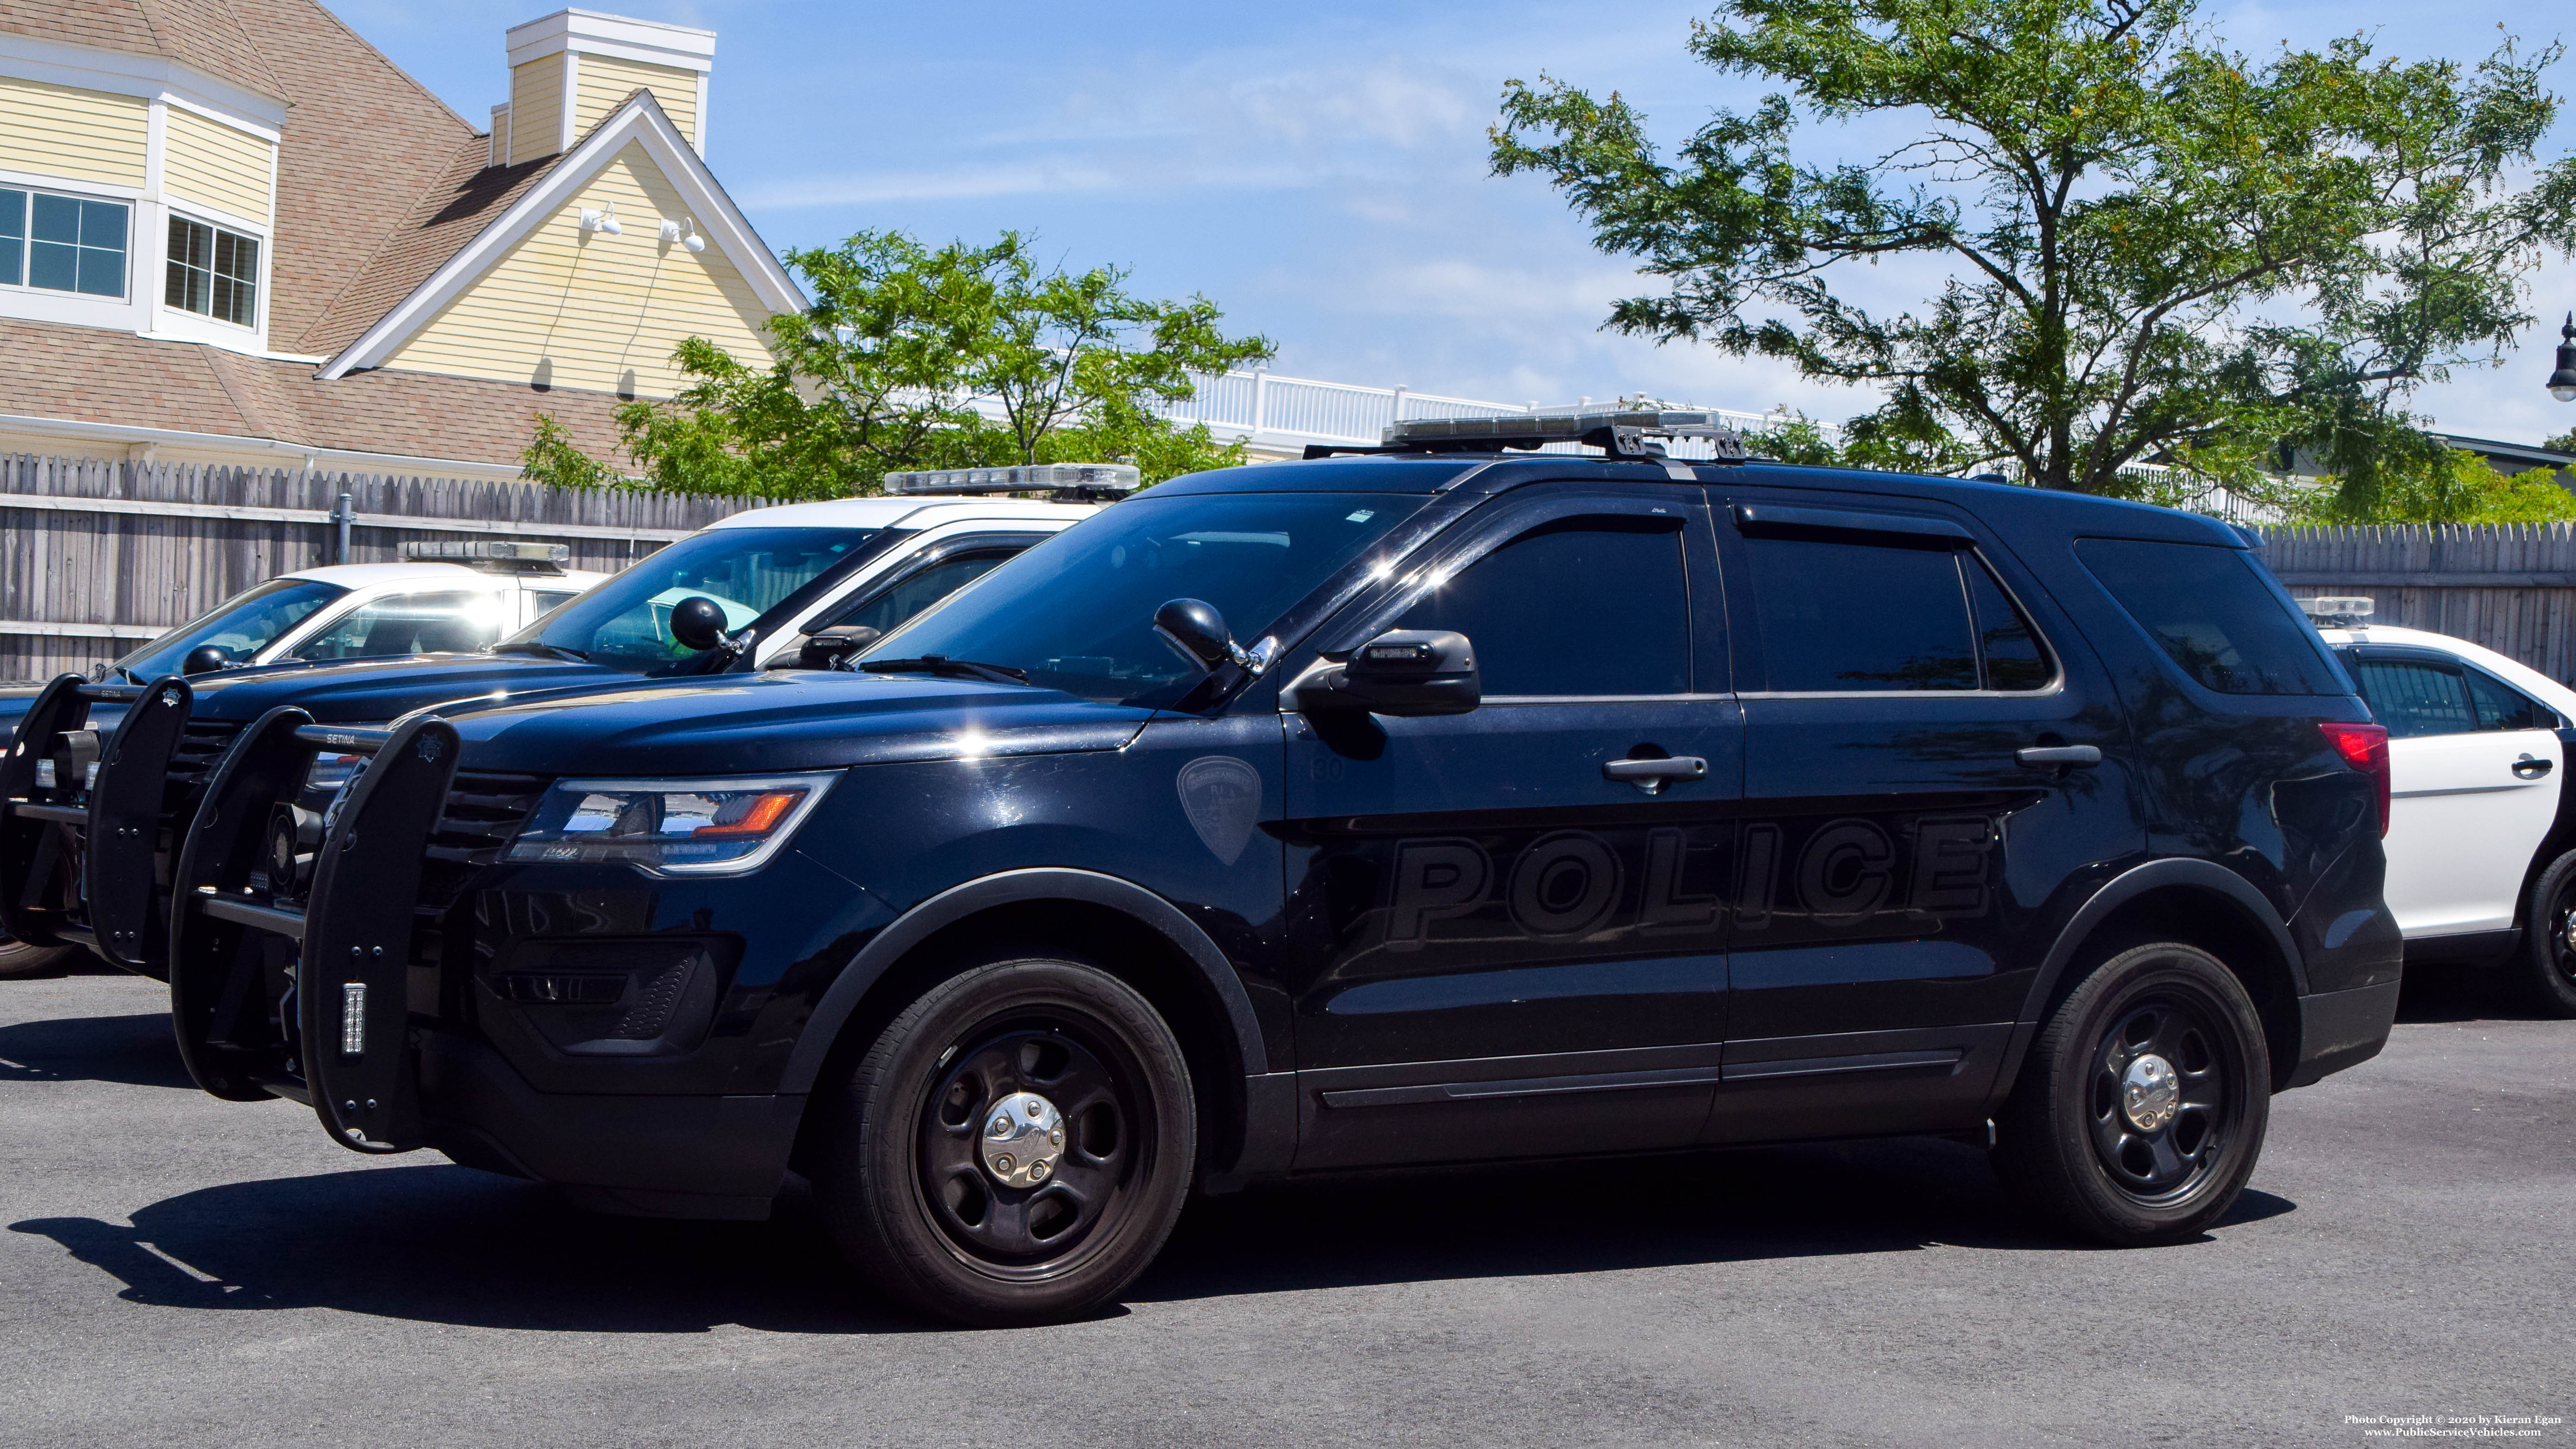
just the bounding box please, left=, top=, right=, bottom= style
left=2319, top=721, right=2391, bottom=837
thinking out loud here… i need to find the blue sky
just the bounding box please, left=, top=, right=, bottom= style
left=337, top=0, right=2576, bottom=445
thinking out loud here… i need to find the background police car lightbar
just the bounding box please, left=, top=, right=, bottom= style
left=400, top=540, right=573, bottom=565
left=1383, top=410, right=1748, bottom=450
left=882, top=464, right=1142, bottom=496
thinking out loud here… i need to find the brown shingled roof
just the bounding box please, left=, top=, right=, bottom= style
left=0, top=316, right=629, bottom=471
left=294, top=145, right=562, bottom=357
left=0, top=0, right=281, bottom=101
left=231, top=0, right=484, bottom=348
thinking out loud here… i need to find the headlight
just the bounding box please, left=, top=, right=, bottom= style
left=503, top=773, right=838, bottom=875
left=304, top=753, right=365, bottom=794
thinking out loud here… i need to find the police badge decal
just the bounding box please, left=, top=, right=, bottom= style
left=1175, top=756, right=1262, bottom=865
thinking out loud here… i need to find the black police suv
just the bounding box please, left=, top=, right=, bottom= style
left=161, top=419, right=2402, bottom=1326
left=0, top=491, right=1094, bottom=983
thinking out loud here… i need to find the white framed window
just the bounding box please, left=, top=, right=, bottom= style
left=165, top=213, right=259, bottom=327
left=0, top=187, right=130, bottom=298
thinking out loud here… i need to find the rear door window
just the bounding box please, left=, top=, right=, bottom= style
left=2075, top=538, right=2343, bottom=695
left=2348, top=658, right=2475, bottom=738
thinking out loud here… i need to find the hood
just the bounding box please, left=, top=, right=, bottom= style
left=175, top=654, right=636, bottom=725
left=441, top=671, right=1155, bottom=776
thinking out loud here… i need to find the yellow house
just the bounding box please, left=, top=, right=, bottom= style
left=0, top=2, right=804, bottom=479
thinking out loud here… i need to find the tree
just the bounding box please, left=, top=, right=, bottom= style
left=519, top=412, right=624, bottom=488
left=526, top=231, right=1274, bottom=498
left=1489, top=0, right=2576, bottom=501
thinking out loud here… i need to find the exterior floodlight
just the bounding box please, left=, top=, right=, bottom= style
left=881, top=463, right=1143, bottom=499
left=2549, top=313, right=2576, bottom=404
left=580, top=203, right=621, bottom=236
left=1380, top=408, right=1748, bottom=468
left=659, top=217, right=708, bottom=253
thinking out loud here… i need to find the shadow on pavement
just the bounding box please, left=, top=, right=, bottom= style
left=10, top=1165, right=928, bottom=1335
left=1133, top=1136, right=2290, bottom=1304
left=0, top=951, right=129, bottom=981
left=2393, top=967, right=2546, bottom=1025
left=0, top=1012, right=195, bottom=1089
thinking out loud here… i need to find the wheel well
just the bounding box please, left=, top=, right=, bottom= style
left=788, top=899, right=1251, bottom=1180
left=2040, top=886, right=2302, bottom=1091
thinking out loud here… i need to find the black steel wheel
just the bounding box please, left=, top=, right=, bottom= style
left=2515, top=850, right=2576, bottom=1018
left=1995, top=942, right=2269, bottom=1245
left=816, top=955, right=1194, bottom=1326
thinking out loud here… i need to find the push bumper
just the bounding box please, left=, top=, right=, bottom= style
left=2282, top=979, right=2402, bottom=1089
left=0, top=672, right=195, bottom=971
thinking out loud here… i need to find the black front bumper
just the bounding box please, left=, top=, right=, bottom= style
left=418, top=1032, right=801, bottom=1219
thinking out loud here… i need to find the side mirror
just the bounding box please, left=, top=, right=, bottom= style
left=1308, top=630, right=1480, bottom=717
left=798, top=623, right=883, bottom=671
left=668, top=595, right=730, bottom=652
left=181, top=643, right=236, bottom=676
left=1154, top=598, right=1249, bottom=672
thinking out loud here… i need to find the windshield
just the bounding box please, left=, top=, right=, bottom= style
left=867, top=492, right=1418, bottom=704
left=504, top=526, right=881, bottom=674
left=112, top=578, right=347, bottom=680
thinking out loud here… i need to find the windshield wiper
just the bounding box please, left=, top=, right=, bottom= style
left=489, top=641, right=590, bottom=663
left=860, top=655, right=1030, bottom=686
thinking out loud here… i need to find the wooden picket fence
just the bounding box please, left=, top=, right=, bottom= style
left=0, top=454, right=761, bottom=681
left=2255, top=523, right=2576, bottom=684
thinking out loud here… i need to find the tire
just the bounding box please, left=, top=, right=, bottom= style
left=1994, top=942, right=2270, bottom=1246
left=813, top=955, right=1196, bottom=1327
left=0, top=933, right=78, bottom=977
left=2514, top=850, right=2576, bottom=1018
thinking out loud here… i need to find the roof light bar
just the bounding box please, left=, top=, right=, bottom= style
left=1381, top=409, right=1748, bottom=465
left=881, top=463, right=1142, bottom=498
left=2297, top=595, right=2376, bottom=627
left=401, top=540, right=572, bottom=572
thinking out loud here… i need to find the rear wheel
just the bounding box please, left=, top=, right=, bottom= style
left=814, top=955, right=1195, bottom=1326
left=1994, top=942, right=2269, bottom=1245
left=0, top=933, right=78, bottom=977
left=2514, top=850, right=2576, bottom=1018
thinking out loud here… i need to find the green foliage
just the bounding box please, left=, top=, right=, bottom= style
left=518, top=412, right=625, bottom=488
left=2290, top=448, right=2576, bottom=524
left=581, top=231, right=1273, bottom=499
left=1490, top=0, right=2576, bottom=496
left=2545, top=426, right=2576, bottom=455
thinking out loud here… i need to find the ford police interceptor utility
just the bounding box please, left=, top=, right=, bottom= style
left=154, top=414, right=2400, bottom=1326
left=2302, top=597, right=2576, bottom=1015
left=0, top=471, right=1121, bottom=980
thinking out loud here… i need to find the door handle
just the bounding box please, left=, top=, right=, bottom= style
left=2015, top=744, right=2102, bottom=769
left=1604, top=756, right=1708, bottom=795
left=2514, top=755, right=2554, bottom=779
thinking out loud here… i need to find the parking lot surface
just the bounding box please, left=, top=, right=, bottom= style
left=1, top=961, right=2567, bottom=1449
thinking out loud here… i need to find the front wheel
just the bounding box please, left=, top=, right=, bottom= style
left=1994, top=942, right=2270, bottom=1245
left=0, top=933, right=79, bottom=977
left=2514, top=851, right=2576, bottom=1018
left=814, top=955, right=1196, bottom=1326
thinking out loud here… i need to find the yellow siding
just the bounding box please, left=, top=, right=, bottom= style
left=382, top=143, right=776, bottom=399
left=508, top=56, right=566, bottom=164
left=162, top=106, right=274, bottom=225
left=0, top=76, right=148, bottom=188
left=573, top=55, right=698, bottom=147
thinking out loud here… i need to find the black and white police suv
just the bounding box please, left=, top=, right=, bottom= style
left=2302, top=597, right=2576, bottom=1015
left=0, top=470, right=1120, bottom=980
left=163, top=413, right=2399, bottom=1325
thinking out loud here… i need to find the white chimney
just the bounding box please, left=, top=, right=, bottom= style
left=500, top=8, right=715, bottom=167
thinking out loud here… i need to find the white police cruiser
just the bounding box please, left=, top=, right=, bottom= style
left=2303, top=597, right=2576, bottom=1014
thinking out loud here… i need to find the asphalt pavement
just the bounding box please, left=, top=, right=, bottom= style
left=1, top=959, right=2568, bottom=1449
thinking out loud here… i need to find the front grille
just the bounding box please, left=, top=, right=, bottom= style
left=417, top=770, right=548, bottom=916
left=165, top=719, right=246, bottom=793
